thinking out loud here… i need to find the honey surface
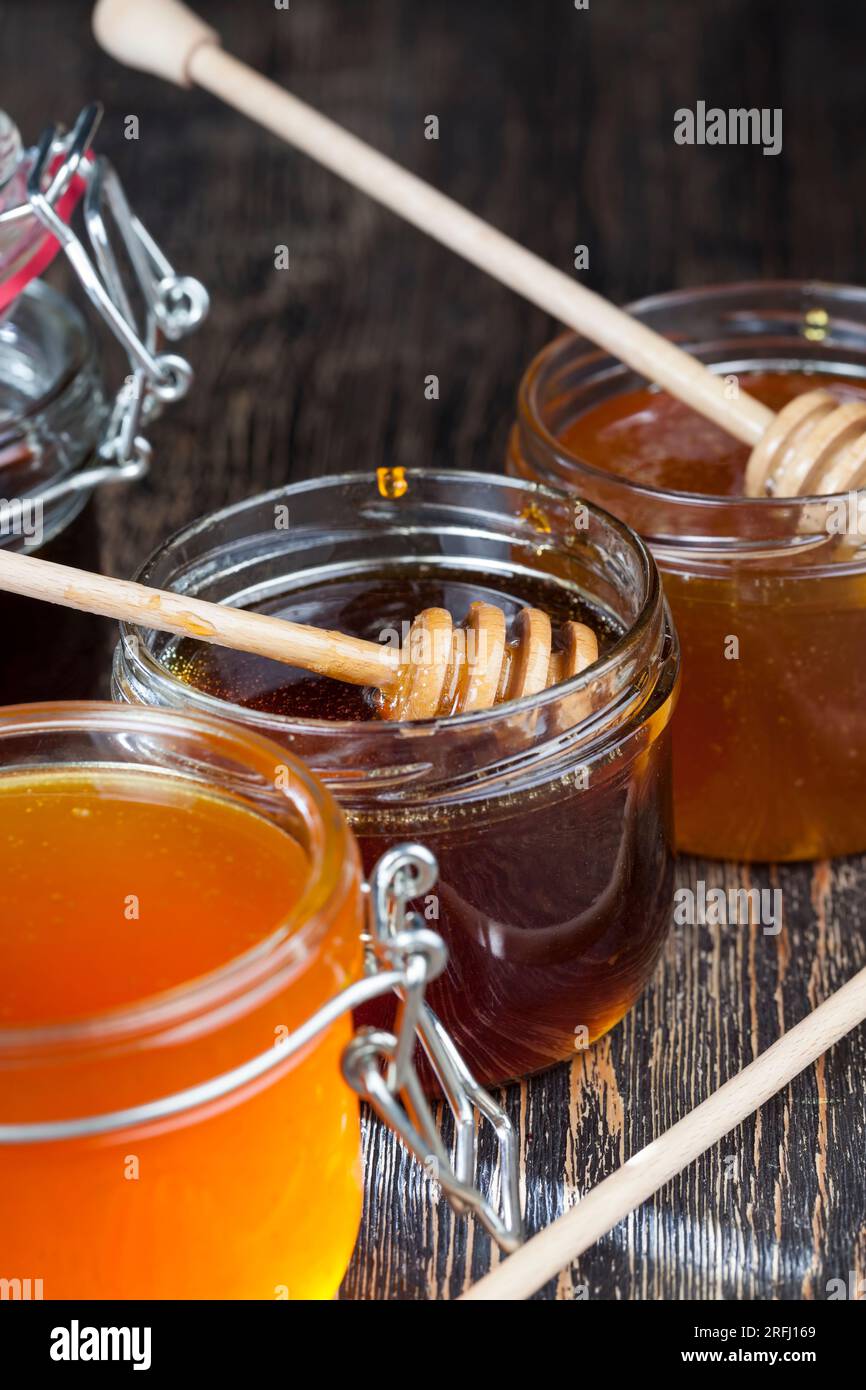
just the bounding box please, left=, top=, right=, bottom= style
left=559, top=369, right=866, bottom=496
left=0, top=769, right=310, bottom=1025
left=166, top=566, right=620, bottom=722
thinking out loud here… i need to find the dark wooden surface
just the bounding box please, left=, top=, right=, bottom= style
left=4, top=0, right=865, bottom=1300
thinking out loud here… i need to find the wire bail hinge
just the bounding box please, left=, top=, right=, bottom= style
left=342, top=843, right=524, bottom=1254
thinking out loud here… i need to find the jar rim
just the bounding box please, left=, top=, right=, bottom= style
left=627, top=275, right=866, bottom=320
left=517, top=277, right=866, bottom=512
left=0, top=701, right=357, bottom=1056
left=118, top=469, right=666, bottom=743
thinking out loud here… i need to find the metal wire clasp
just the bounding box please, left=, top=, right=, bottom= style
left=343, top=845, right=524, bottom=1253
left=6, top=102, right=207, bottom=504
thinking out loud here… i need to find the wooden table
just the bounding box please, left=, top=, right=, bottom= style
left=4, top=0, right=865, bottom=1300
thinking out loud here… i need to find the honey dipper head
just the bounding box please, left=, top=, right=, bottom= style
left=745, top=389, right=866, bottom=498
left=378, top=602, right=599, bottom=721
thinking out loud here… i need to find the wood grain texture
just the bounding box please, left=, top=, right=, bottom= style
left=3, top=0, right=865, bottom=1300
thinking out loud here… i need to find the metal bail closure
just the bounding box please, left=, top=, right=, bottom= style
left=342, top=844, right=524, bottom=1254
left=4, top=102, right=207, bottom=507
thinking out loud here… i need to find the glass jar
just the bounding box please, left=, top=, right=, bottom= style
left=0, top=281, right=108, bottom=700
left=112, top=471, right=679, bottom=1087
left=0, top=105, right=206, bottom=703
left=508, top=281, right=866, bottom=862
left=0, top=702, right=363, bottom=1300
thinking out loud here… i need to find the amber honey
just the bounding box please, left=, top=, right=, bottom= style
left=555, top=371, right=866, bottom=859
left=557, top=371, right=866, bottom=497
left=510, top=284, right=866, bottom=861
left=0, top=705, right=364, bottom=1299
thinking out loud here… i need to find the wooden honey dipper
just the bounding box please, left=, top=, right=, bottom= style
left=0, top=548, right=599, bottom=721
left=743, top=390, right=866, bottom=497
left=94, top=0, right=866, bottom=502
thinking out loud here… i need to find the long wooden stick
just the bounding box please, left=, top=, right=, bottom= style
left=462, top=965, right=866, bottom=1300
left=92, top=0, right=774, bottom=449
left=0, top=546, right=397, bottom=688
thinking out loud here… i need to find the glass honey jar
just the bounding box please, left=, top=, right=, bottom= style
left=508, top=281, right=866, bottom=862
left=112, top=470, right=680, bottom=1087
left=0, top=701, right=526, bottom=1295
left=0, top=702, right=364, bottom=1300
left=0, top=104, right=206, bottom=702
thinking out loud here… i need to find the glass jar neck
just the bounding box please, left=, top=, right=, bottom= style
left=111, top=471, right=679, bottom=809
left=514, top=282, right=866, bottom=572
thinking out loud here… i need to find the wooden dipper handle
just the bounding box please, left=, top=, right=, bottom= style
left=0, top=547, right=398, bottom=689
left=92, top=0, right=773, bottom=449
left=461, top=963, right=866, bottom=1300
left=93, top=1, right=866, bottom=499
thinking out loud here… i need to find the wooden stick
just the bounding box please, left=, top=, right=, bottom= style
left=92, top=0, right=774, bottom=449
left=461, top=964, right=866, bottom=1300
left=0, top=546, right=398, bottom=688
left=0, top=548, right=601, bottom=718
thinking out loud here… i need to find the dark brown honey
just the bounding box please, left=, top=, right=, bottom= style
left=164, top=563, right=676, bottom=1085
left=165, top=568, right=620, bottom=720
